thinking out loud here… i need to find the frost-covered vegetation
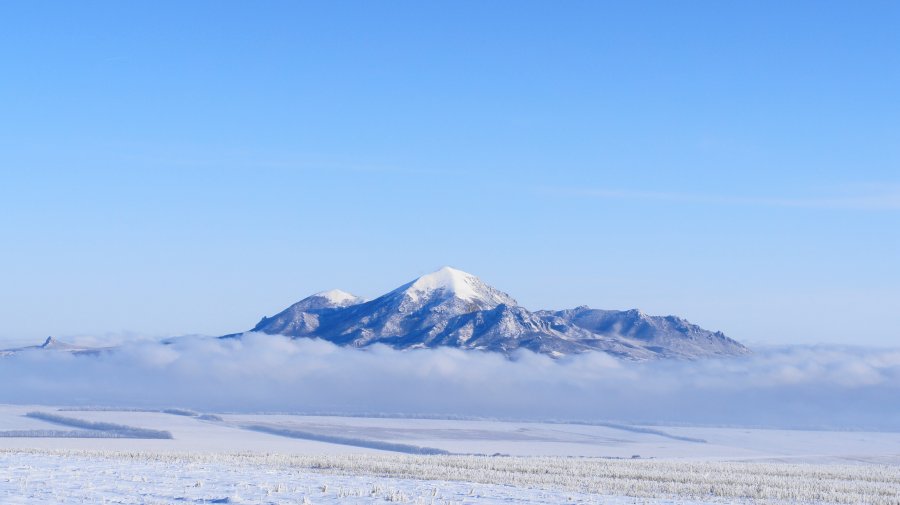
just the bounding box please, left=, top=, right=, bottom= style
left=160, top=408, right=199, bottom=417
left=0, top=430, right=151, bottom=438
left=60, top=406, right=201, bottom=417
left=244, top=424, right=450, bottom=455
left=2, top=449, right=898, bottom=504
left=24, top=412, right=173, bottom=439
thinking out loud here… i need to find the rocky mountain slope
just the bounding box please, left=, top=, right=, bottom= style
left=241, top=267, right=749, bottom=360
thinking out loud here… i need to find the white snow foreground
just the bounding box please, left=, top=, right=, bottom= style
left=2, top=449, right=900, bottom=505
left=2, top=407, right=900, bottom=503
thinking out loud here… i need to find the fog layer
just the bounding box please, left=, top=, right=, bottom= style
left=3, top=334, right=898, bottom=430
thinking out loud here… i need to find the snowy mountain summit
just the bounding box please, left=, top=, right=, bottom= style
left=240, top=267, right=750, bottom=360
left=395, top=266, right=517, bottom=307
left=307, top=289, right=366, bottom=309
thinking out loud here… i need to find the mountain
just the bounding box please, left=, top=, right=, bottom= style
left=538, top=307, right=748, bottom=359
left=242, top=267, right=750, bottom=360
left=0, top=337, right=109, bottom=357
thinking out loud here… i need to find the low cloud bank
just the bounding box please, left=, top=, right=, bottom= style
left=2, top=334, right=899, bottom=430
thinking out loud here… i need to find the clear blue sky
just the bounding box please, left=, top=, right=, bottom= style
left=1, top=1, right=897, bottom=346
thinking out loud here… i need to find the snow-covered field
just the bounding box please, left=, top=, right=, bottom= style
left=4, top=449, right=900, bottom=504
left=1, top=405, right=899, bottom=504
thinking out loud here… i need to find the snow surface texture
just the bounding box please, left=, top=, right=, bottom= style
left=245, top=266, right=749, bottom=359
left=3, top=407, right=900, bottom=503
left=2, top=449, right=899, bottom=504
left=1, top=339, right=900, bottom=430
left=1, top=406, right=899, bottom=463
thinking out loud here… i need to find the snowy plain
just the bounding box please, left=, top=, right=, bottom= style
left=1, top=405, right=900, bottom=504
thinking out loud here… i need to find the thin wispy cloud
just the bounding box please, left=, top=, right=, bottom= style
left=547, top=184, right=900, bottom=211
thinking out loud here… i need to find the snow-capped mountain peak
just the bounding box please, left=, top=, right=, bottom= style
left=395, top=267, right=517, bottom=307
left=239, top=268, right=749, bottom=360
left=312, top=289, right=365, bottom=307
left=279, top=289, right=365, bottom=313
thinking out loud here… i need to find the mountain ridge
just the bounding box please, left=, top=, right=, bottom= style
left=243, top=267, right=750, bottom=360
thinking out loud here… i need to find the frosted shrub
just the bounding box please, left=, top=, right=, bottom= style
left=2, top=448, right=900, bottom=504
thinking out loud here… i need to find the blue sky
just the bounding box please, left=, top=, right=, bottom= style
left=1, top=1, right=897, bottom=345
